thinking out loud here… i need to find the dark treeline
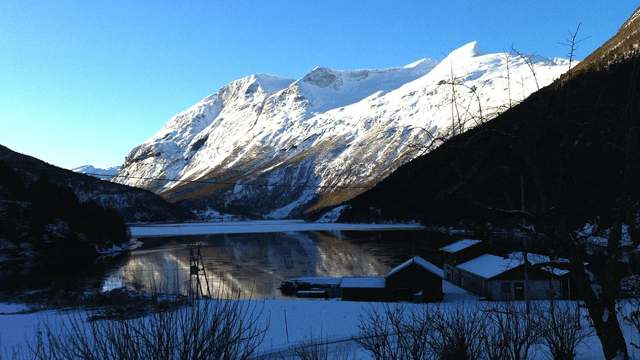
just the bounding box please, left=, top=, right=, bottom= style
left=339, top=55, right=640, bottom=236
left=0, top=163, right=129, bottom=254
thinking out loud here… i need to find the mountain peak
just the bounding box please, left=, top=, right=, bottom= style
left=403, top=58, right=439, bottom=70
left=301, top=67, right=340, bottom=89
left=249, top=73, right=295, bottom=94
left=445, top=41, right=486, bottom=60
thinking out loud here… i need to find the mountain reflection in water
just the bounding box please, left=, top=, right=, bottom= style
left=101, top=230, right=453, bottom=299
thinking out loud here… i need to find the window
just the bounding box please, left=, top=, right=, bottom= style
left=501, top=282, right=511, bottom=294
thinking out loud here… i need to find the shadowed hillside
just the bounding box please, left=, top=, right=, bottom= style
left=560, top=6, right=640, bottom=82
left=337, top=10, right=640, bottom=237
left=338, top=54, right=640, bottom=233
left=0, top=145, right=194, bottom=224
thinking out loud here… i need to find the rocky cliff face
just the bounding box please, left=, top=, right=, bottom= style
left=114, top=42, right=571, bottom=218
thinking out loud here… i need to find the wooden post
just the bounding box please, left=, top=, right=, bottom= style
left=284, top=309, right=290, bottom=343
left=521, top=175, right=530, bottom=314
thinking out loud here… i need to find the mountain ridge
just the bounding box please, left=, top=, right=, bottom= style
left=113, top=42, right=572, bottom=218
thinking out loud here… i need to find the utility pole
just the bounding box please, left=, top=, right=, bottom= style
left=521, top=175, right=530, bottom=314
left=188, top=243, right=211, bottom=298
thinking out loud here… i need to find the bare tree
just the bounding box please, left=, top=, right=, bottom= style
left=426, top=304, right=488, bottom=360
left=559, top=23, right=591, bottom=77
left=23, top=296, right=268, bottom=360
left=481, top=301, right=540, bottom=360
left=356, top=303, right=489, bottom=360
left=619, top=296, right=640, bottom=350
left=537, top=301, right=593, bottom=360
left=354, top=303, right=427, bottom=360
left=289, top=335, right=357, bottom=360
left=503, top=49, right=514, bottom=108
left=511, top=46, right=541, bottom=92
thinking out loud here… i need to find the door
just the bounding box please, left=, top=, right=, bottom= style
left=514, top=282, right=525, bottom=300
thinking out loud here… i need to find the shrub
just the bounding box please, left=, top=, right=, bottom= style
left=22, top=296, right=268, bottom=360
left=355, top=302, right=488, bottom=360
left=537, top=301, right=593, bottom=360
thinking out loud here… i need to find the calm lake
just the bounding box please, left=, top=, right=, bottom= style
left=92, top=223, right=462, bottom=299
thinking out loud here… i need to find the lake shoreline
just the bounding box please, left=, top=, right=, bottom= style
left=128, top=220, right=424, bottom=238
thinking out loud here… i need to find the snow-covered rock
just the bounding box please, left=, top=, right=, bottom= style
left=113, top=42, right=572, bottom=218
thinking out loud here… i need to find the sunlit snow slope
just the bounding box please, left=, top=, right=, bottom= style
left=113, top=42, right=572, bottom=218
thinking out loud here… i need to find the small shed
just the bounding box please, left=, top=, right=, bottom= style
left=339, top=256, right=444, bottom=302
left=341, top=277, right=386, bottom=302
left=385, top=256, right=443, bottom=302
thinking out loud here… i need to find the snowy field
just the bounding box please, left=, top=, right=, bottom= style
left=128, top=220, right=424, bottom=238
left=2, top=282, right=640, bottom=359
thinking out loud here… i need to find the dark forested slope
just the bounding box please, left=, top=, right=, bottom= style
left=339, top=53, right=640, bottom=235
left=0, top=145, right=195, bottom=258
left=0, top=145, right=194, bottom=223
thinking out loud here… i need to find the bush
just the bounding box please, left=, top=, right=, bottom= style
left=289, top=335, right=357, bottom=360
left=21, top=296, right=268, bottom=360
left=537, top=301, right=592, bottom=360
left=355, top=301, right=592, bottom=360
left=480, top=301, right=540, bottom=360
left=355, top=302, right=487, bottom=360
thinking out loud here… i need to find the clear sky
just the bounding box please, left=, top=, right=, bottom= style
left=1, top=1, right=638, bottom=169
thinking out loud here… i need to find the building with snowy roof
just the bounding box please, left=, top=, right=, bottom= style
left=440, top=239, right=504, bottom=286
left=385, top=256, right=444, bottom=302
left=340, top=256, right=443, bottom=302
left=455, top=252, right=572, bottom=301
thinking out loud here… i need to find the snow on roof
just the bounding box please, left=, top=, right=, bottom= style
left=507, top=252, right=550, bottom=265
left=541, top=266, right=571, bottom=277
left=281, top=277, right=343, bottom=286
left=457, top=254, right=518, bottom=280
left=340, top=277, right=386, bottom=288
left=414, top=257, right=444, bottom=278
left=458, top=252, right=570, bottom=280
left=386, top=256, right=443, bottom=279
left=440, top=239, right=482, bottom=253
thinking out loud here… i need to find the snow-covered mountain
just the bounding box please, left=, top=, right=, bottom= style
left=113, top=42, right=572, bottom=218
left=72, top=165, right=121, bottom=180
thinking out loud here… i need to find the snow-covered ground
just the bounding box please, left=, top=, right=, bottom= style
left=2, top=283, right=640, bottom=359
left=129, top=220, right=423, bottom=238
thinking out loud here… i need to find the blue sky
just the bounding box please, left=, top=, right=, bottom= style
left=1, top=1, right=638, bottom=169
